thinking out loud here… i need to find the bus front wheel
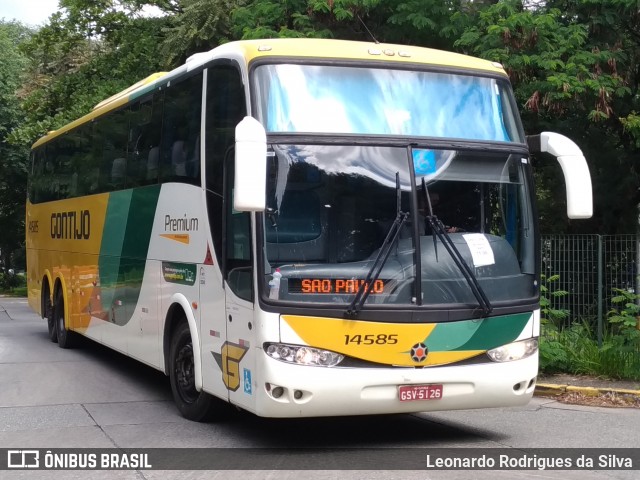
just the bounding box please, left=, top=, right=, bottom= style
left=169, top=321, right=221, bottom=422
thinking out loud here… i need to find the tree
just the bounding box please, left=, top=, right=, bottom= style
left=161, top=0, right=237, bottom=65
left=455, top=0, right=640, bottom=233
left=12, top=1, right=173, bottom=143
left=0, top=21, right=33, bottom=270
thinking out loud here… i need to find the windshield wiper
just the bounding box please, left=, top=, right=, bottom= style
left=346, top=173, right=408, bottom=317
left=421, top=178, right=493, bottom=317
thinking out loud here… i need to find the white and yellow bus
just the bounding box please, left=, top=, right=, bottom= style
left=26, top=39, right=592, bottom=421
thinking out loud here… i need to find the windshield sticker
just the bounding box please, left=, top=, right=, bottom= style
left=413, top=149, right=436, bottom=176
left=462, top=234, right=495, bottom=267
left=161, top=262, right=196, bottom=286
left=412, top=149, right=456, bottom=181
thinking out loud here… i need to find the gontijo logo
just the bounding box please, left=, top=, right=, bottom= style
left=50, top=210, right=90, bottom=240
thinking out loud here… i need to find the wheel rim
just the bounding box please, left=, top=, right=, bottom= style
left=175, top=342, right=198, bottom=404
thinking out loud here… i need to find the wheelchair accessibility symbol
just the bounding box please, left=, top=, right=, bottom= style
left=243, top=368, right=252, bottom=395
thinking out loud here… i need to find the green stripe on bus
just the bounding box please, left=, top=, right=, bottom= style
left=98, top=185, right=161, bottom=326
left=425, top=312, right=531, bottom=352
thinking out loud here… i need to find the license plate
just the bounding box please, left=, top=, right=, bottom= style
left=398, top=384, right=443, bottom=402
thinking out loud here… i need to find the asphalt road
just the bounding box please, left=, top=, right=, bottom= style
left=1, top=296, right=638, bottom=480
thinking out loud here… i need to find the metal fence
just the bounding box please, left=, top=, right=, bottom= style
left=540, top=234, right=639, bottom=331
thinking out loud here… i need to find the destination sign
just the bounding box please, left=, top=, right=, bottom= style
left=288, top=278, right=387, bottom=294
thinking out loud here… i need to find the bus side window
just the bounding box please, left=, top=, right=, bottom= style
left=224, top=151, right=252, bottom=302
left=204, top=61, right=251, bottom=300
left=92, top=109, right=126, bottom=193
left=205, top=63, right=247, bottom=267
left=131, top=95, right=163, bottom=186
left=159, top=74, right=202, bottom=185
left=72, top=124, right=94, bottom=196
left=32, top=149, right=47, bottom=202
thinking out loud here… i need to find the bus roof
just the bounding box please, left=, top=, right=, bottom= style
left=193, top=38, right=507, bottom=75
left=32, top=38, right=507, bottom=149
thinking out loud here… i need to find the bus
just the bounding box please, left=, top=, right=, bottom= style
left=26, top=38, right=592, bottom=421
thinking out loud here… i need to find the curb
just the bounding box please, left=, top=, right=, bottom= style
left=535, top=383, right=640, bottom=399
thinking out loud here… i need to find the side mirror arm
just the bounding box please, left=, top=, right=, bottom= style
left=527, top=132, right=593, bottom=219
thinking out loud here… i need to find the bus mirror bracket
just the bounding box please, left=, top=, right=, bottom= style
left=527, top=132, right=593, bottom=219
left=234, top=116, right=267, bottom=212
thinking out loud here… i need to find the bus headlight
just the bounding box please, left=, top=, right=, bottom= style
left=265, top=343, right=344, bottom=367
left=487, top=338, right=538, bottom=362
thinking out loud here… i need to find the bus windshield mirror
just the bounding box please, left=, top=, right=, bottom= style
left=345, top=173, right=408, bottom=317
left=266, top=207, right=278, bottom=228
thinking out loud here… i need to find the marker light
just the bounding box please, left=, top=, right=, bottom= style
left=265, top=343, right=344, bottom=367
left=487, top=338, right=538, bottom=362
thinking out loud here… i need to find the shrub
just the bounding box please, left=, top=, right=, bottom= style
left=607, top=288, right=640, bottom=347
left=540, top=274, right=570, bottom=328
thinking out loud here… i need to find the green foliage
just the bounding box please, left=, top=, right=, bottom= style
left=161, top=0, right=237, bottom=66
left=0, top=271, right=25, bottom=292
left=230, top=0, right=333, bottom=40
left=455, top=1, right=625, bottom=123
left=607, top=288, right=640, bottom=347
left=386, top=0, right=469, bottom=47
left=539, top=319, right=640, bottom=381
left=620, top=112, right=640, bottom=148
left=454, top=0, right=640, bottom=234
left=12, top=5, right=170, bottom=142
left=539, top=278, right=640, bottom=380
left=539, top=274, right=570, bottom=327
left=0, top=21, right=33, bottom=271
left=539, top=320, right=599, bottom=375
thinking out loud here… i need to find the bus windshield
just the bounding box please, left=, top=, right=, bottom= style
left=254, top=64, right=524, bottom=143
left=262, top=144, right=536, bottom=309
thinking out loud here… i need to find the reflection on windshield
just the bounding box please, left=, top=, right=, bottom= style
left=262, top=145, right=536, bottom=310
left=254, top=64, right=524, bottom=143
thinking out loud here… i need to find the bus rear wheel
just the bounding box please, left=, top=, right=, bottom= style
left=54, top=289, right=77, bottom=349
left=169, top=321, right=220, bottom=422
left=44, top=291, right=57, bottom=343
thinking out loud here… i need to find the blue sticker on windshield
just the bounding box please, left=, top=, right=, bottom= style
left=413, top=149, right=436, bottom=176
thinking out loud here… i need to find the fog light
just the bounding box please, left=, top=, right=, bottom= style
left=293, top=390, right=303, bottom=400
left=487, top=338, right=538, bottom=362
left=272, top=386, right=284, bottom=398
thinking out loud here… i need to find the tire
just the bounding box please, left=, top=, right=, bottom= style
left=54, top=289, right=77, bottom=349
left=169, top=321, right=221, bottom=422
left=44, top=291, right=57, bottom=343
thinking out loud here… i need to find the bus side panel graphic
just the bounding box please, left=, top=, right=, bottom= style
left=93, top=185, right=161, bottom=327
